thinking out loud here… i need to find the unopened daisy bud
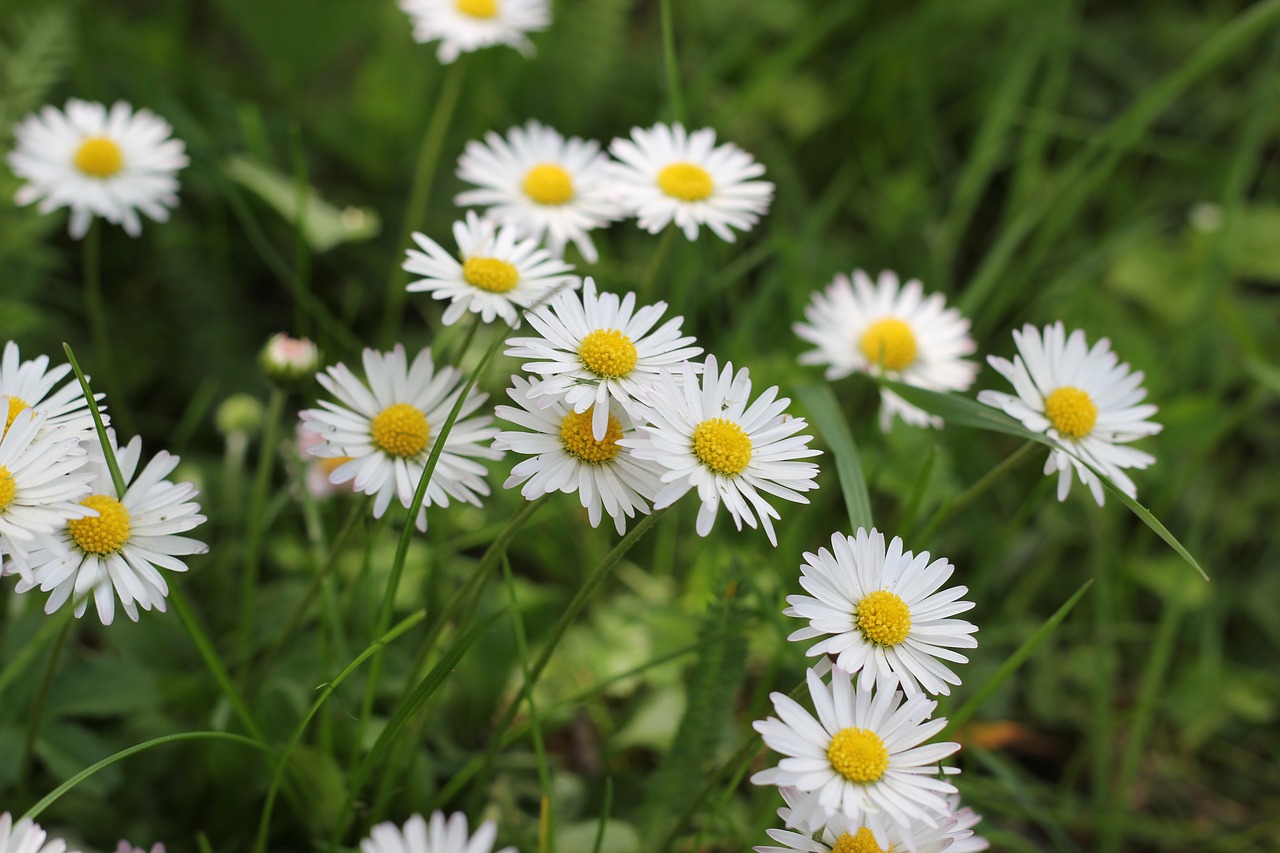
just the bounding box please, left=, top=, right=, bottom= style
left=260, top=332, right=320, bottom=387
left=215, top=393, right=264, bottom=438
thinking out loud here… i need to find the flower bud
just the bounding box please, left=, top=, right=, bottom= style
left=260, top=333, right=320, bottom=388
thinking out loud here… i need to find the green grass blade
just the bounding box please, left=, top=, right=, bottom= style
left=796, top=384, right=873, bottom=531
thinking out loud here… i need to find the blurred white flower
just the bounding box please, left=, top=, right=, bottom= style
left=399, top=0, right=550, bottom=63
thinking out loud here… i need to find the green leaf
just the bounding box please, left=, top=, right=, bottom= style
left=796, top=384, right=873, bottom=531
left=46, top=656, right=160, bottom=718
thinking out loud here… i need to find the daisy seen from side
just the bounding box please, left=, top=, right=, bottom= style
left=360, top=811, right=514, bottom=853
left=300, top=345, right=502, bottom=531
left=455, top=120, right=624, bottom=263
left=977, top=321, right=1161, bottom=505
left=7, top=99, right=188, bottom=238
left=399, top=0, right=549, bottom=64
left=606, top=122, right=774, bottom=242
left=0, top=340, right=105, bottom=441
left=620, top=355, right=820, bottom=547
left=794, top=270, right=978, bottom=431
left=404, top=211, right=578, bottom=327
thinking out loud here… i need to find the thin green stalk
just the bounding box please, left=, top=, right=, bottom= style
left=659, top=0, right=684, bottom=124
left=0, top=608, right=75, bottom=698
left=380, top=60, right=467, bottom=345
left=62, top=344, right=125, bottom=496
left=638, top=227, right=676, bottom=296
left=80, top=222, right=133, bottom=435
left=1090, top=531, right=1118, bottom=824
left=918, top=440, right=1038, bottom=544
left=449, top=312, right=482, bottom=366
left=17, top=616, right=74, bottom=792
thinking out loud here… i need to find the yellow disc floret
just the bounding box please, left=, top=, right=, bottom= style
left=855, top=589, right=912, bottom=647
left=559, top=407, right=623, bottom=464
left=370, top=403, right=431, bottom=458
left=1044, top=386, right=1097, bottom=440
left=827, top=727, right=890, bottom=784
left=692, top=418, right=752, bottom=476
left=68, top=494, right=132, bottom=555
left=0, top=466, right=15, bottom=511
left=5, top=396, right=30, bottom=435
left=657, top=162, right=714, bottom=201
left=456, top=0, right=498, bottom=18
left=523, top=163, right=575, bottom=205
left=462, top=257, right=521, bottom=293
left=577, top=329, right=639, bottom=379
left=859, top=318, right=918, bottom=371
left=831, top=828, right=892, bottom=853
left=74, top=137, right=125, bottom=179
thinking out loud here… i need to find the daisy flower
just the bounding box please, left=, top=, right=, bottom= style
left=7, top=99, right=188, bottom=238
left=295, top=423, right=356, bottom=500
left=620, top=355, right=820, bottom=547
left=757, top=787, right=982, bottom=853
left=399, top=0, right=550, bottom=64
left=505, top=277, right=702, bottom=440
left=494, top=375, right=659, bottom=534
left=300, top=345, right=502, bottom=531
left=0, top=341, right=104, bottom=441
left=404, top=211, right=578, bottom=327
left=785, top=528, right=977, bottom=697
left=794, top=270, right=978, bottom=431
left=456, top=120, right=624, bottom=263
left=16, top=433, right=207, bottom=626
left=751, top=668, right=960, bottom=843
left=360, top=811, right=514, bottom=853
left=0, top=813, right=78, bottom=853
left=977, top=322, right=1161, bottom=505
left=606, top=122, right=774, bottom=242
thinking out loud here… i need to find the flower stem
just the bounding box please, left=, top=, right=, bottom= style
left=638, top=226, right=676, bottom=296
left=918, top=440, right=1039, bottom=544
left=17, top=615, right=74, bottom=793
left=81, top=221, right=133, bottom=435
left=659, top=0, right=684, bottom=124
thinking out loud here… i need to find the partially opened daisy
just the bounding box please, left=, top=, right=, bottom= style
left=399, top=0, right=550, bottom=64
left=360, top=811, right=514, bottom=853
left=978, top=322, right=1161, bottom=505
left=456, top=121, right=624, bottom=263
left=7, top=99, right=188, bottom=238
left=405, top=211, right=578, bottom=327
left=606, top=122, right=774, bottom=241
left=785, top=528, right=977, bottom=697
left=0, top=812, right=78, bottom=853
left=0, top=341, right=104, bottom=440
left=300, top=345, right=502, bottom=530
left=751, top=668, right=960, bottom=843
left=494, top=375, right=659, bottom=534
left=621, top=355, right=820, bottom=547
left=505, top=277, right=702, bottom=439
left=16, top=433, right=207, bottom=625
left=794, top=270, right=978, bottom=431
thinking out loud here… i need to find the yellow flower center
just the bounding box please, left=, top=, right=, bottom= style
left=577, top=329, right=638, bottom=379
left=827, top=727, right=890, bottom=784
left=859, top=318, right=917, bottom=371
left=831, top=828, right=892, bottom=853
left=854, top=589, right=912, bottom=647
left=0, top=466, right=15, bottom=511
left=657, top=162, right=714, bottom=201
left=559, top=407, right=623, bottom=464
left=456, top=0, right=498, bottom=18
left=1044, top=386, right=1098, bottom=440
left=522, top=163, right=575, bottom=205
left=692, top=418, right=752, bottom=476
left=68, top=494, right=132, bottom=555
left=462, top=257, right=521, bottom=293
left=4, top=396, right=30, bottom=435
left=370, top=403, right=431, bottom=458
left=73, top=137, right=125, bottom=178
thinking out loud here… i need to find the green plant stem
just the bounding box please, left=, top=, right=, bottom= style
left=659, top=0, right=684, bottom=124
left=62, top=343, right=125, bottom=496
left=17, top=616, right=73, bottom=792
left=379, top=61, right=466, bottom=346
left=0, top=608, right=75, bottom=699
left=918, top=440, right=1038, bottom=544
left=236, top=386, right=286, bottom=686
left=638, top=227, right=676, bottom=296
left=81, top=221, right=133, bottom=435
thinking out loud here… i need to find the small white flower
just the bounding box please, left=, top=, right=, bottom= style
left=785, top=528, right=977, bottom=698
left=17, top=433, right=208, bottom=626
left=494, top=375, right=659, bottom=534
left=757, top=787, right=985, bottom=853
left=794, top=270, right=978, bottom=431
left=405, top=211, right=578, bottom=327
left=300, top=345, right=502, bottom=531
left=505, top=277, right=702, bottom=440
left=360, top=811, right=514, bottom=853
left=399, top=0, right=550, bottom=64
left=456, top=120, right=624, bottom=263
left=751, top=668, right=960, bottom=844
left=7, top=99, right=188, bottom=238
left=0, top=812, right=78, bottom=853
left=0, top=341, right=105, bottom=441
left=606, top=122, right=774, bottom=242
left=978, top=322, right=1161, bottom=505
left=621, top=355, right=820, bottom=547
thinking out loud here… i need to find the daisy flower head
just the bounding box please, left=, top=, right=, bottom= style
left=405, top=211, right=578, bottom=327
left=16, top=433, right=208, bottom=626
left=606, top=122, right=774, bottom=242
left=300, top=345, right=503, bottom=531
left=295, top=422, right=355, bottom=501
left=0, top=813, right=78, bottom=853
left=7, top=99, right=188, bottom=239
left=757, top=786, right=979, bottom=853
left=399, top=0, right=549, bottom=64
left=494, top=374, right=659, bottom=534
left=360, top=811, right=514, bottom=853
left=456, top=120, right=625, bottom=263
left=505, top=277, right=702, bottom=440
left=794, top=270, right=978, bottom=431
left=751, top=668, right=960, bottom=843
left=977, top=322, right=1161, bottom=506
left=0, top=341, right=105, bottom=441
left=620, top=355, right=821, bottom=547
left=785, top=528, right=977, bottom=698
